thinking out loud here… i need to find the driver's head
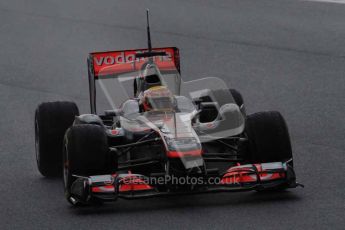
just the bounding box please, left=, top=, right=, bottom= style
left=141, top=64, right=162, bottom=89
left=141, top=86, right=174, bottom=111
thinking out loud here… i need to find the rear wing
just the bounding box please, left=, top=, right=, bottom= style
left=87, top=47, right=180, bottom=114
left=88, top=47, right=180, bottom=79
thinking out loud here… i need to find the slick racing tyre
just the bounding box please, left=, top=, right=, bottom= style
left=245, top=111, right=293, bottom=191
left=63, top=124, right=117, bottom=205
left=35, top=101, right=79, bottom=177
left=229, top=89, right=245, bottom=115
left=198, top=88, right=245, bottom=122
left=245, top=111, right=293, bottom=164
left=200, top=88, right=244, bottom=107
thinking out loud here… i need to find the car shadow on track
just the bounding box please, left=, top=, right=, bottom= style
left=69, top=190, right=302, bottom=216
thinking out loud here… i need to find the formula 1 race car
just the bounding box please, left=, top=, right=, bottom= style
left=34, top=11, right=302, bottom=206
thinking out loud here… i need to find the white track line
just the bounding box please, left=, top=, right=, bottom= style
left=303, top=0, right=345, bottom=4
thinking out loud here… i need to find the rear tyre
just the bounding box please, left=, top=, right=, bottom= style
left=63, top=124, right=117, bottom=205
left=229, top=89, right=244, bottom=107
left=245, top=111, right=292, bottom=163
left=35, top=101, right=79, bottom=177
left=199, top=88, right=244, bottom=107
left=198, top=88, right=245, bottom=122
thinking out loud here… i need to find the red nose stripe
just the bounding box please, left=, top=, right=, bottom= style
left=167, top=149, right=202, bottom=158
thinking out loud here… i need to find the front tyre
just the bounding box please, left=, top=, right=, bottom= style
left=245, top=111, right=293, bottom=163
left=63, top=124, right=116, bottom=205
left=35, top=101, right=79, bottom=177
left=245, top=111, right=294, bottom=191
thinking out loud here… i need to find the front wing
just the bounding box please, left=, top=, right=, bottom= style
left=69, top=161, right=302, bottom=204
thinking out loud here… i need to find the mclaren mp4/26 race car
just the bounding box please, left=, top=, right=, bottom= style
left=34, top=12, right=302, bottom=206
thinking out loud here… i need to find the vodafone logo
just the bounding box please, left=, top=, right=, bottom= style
left=93, top=51, right=172, bottom=66
left=94, top=52, right=135, bottom=66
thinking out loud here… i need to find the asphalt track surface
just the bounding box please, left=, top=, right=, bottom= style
left=1, top=0, right=344, bottom=229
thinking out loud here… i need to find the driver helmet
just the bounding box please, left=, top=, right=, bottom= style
left=140, top=86, right=174, bottom=111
